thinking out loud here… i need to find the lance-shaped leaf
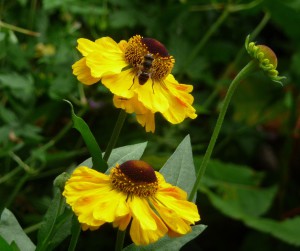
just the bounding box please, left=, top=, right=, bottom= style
left=159, top=135, right=196, bottom=199
left=64, top=100, right=107, bottom=172
left=0, top=208, right=35, bottom=251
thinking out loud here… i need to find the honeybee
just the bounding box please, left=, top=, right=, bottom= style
left=129, top=53, right=167, bottom=93
left=137, top=53, right=154, bottom=85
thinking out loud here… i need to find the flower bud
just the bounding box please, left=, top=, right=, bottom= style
left=245, top=35, right=286, bottom=84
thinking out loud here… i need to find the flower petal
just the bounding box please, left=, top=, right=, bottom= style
left=162, top=75, right=197, bottom=124
left=92, top=190, right=129, bottom=222
left=113, top=214, right=132, bottom=231
left=72, top=57, right=100, bottom=85
left=113, top=95, right=155, bottom=132
left=63, top=166, right=130, bottom=229
left=151, top=200, right=192, bottom=235
left=77, top=38, right=102, bottom=56
left=135, top=78, right=170, bottom=113
left=155, top=187, right=200, bottom=224
left=101, top=69, right=135, bottom=98
left=129, top=196, right=168, bottom=245
left=86, top=38, right=128, bottom=78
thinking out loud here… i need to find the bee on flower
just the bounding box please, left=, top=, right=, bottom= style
left=72, top=35, right=197, bottom=132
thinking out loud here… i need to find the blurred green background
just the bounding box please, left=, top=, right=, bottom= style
left=1, top=0, right=300, bottom=250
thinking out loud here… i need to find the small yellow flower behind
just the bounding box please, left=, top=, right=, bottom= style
left=72, top=35, right=197, bottom=132
left=63, top=160, right=200, bottom=246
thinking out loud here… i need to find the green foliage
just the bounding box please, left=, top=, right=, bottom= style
left=160, top=135, right=196, bottom=199
left=0, top=209, right=35, bottom=251
left=123, top=225, right=207, bottom=251
left=200, top=159, right=300, bottom=246
left=36, top=187, right=72, bottom=251
left=65, top=100, right=107, bottom=172
left=1, top=0, right=299, bottom=250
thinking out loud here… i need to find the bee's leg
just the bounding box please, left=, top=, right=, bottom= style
left=152, top=79, right=155, bottom=94
left=129, top=76, right=136, bottom=90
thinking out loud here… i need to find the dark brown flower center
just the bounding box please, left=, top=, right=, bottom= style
left=124, top=35, right=175, bottom=82
left=110, top=160, right=158, bottom=197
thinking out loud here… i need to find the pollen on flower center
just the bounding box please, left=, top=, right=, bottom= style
left=124, top=35, right=175, bottom=82
left=110, top=160, right=158, bottom=197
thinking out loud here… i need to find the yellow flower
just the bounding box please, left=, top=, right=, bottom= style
left=72, top=35, right=197, bottom=131
left=63, top=160, right=200, bottom=246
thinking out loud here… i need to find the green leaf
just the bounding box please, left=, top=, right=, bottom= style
left=202, top=187, right=300, bottom=246
left=201, top=158, right=265, bottom=187
left=64, top=100, right=107, bottom=172
left=244, top=216, right=300, bottom=246
left=106, top=141, right=148, bottom=171
left=201, top=159, right=277, bottom=217
left=0, top=208, right=35, bottom=251
left=36, top=187, right=72, bottom=251
left=78, top=142, right=148, bottom=173
left=123, top=225, right=206, bottom=251
left=159, top=135, right=196, bottom=198
left=0, top=235, right=18, bottom=251
left=0, top=73, right=34, bottom=103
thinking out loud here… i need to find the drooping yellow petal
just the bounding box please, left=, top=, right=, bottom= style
left=92, top=190, right=129, bottom=222
left=135, top=78, right=170, bottom=113
left=113, top=213, right=132, bottom=231
left=101, top=69, right=135, bottom=98
left=151, top=200, right=192, bottom=235
left=72, top=58, right=100, bottom=85
left=129, top=196, right=168, bottom=245
left=113, top=95, right=155, bottom=132
left=136, top=111, right=155, bottom=133
left=155, top=189, right=200, bottom=224
left=162, top=74, right=197, bottom=124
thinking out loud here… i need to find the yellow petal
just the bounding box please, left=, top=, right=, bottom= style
left=93, top=190, right=129, bottom=222
left=85, top=38, right=127, bottom=78
left=72, top=57, right=100, bottom=85
left=113, top=95, right=156, bottom=132
left=101, top=69, right=135, bottom=98
left=136, top=111, right=155, bottom=133
left=162, top=75, right=197, bottom=124
left=77, top=38, right=102, bottom=56
left=113, top=214, right=132, bottom=231
left=155, top=189, right=200, bottom=224
left=135, top=78, right=170, bottom=113
left=63, top=166, right=130, bottom=228
left=129, top=196, right=168, bottom=245
left=151, top=200, right=192, bottom=235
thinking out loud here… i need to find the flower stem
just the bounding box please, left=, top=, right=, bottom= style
left=115, top=229, right=126, bottom=251
left=68, top=217, right=81, bottom=251
left=103, top=109, right=127, bottom=162
left=188, top=60, right=257, bottom=201
left=181, top=6, right=230, bottom=74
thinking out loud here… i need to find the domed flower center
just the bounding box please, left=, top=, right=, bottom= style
left=110, top=160, right=158, bottom=197
left=124, top=35, right=175, bottom=82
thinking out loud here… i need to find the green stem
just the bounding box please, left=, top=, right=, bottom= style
left=103, top=109, right=127, bottom=162
left=181, top=7, right=230, bottom=74
left=115, top=229, right=126, bottom=251
left=202, top=11, right=270, bottom=110
left=188, top=60, right=257, bottom=201
left=68, top=217, right=81, bottom=251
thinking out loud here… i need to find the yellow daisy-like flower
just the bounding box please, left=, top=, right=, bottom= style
left=72, top=35, right=197, bottom=132
left=63, top=160, right=200, bottom=246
